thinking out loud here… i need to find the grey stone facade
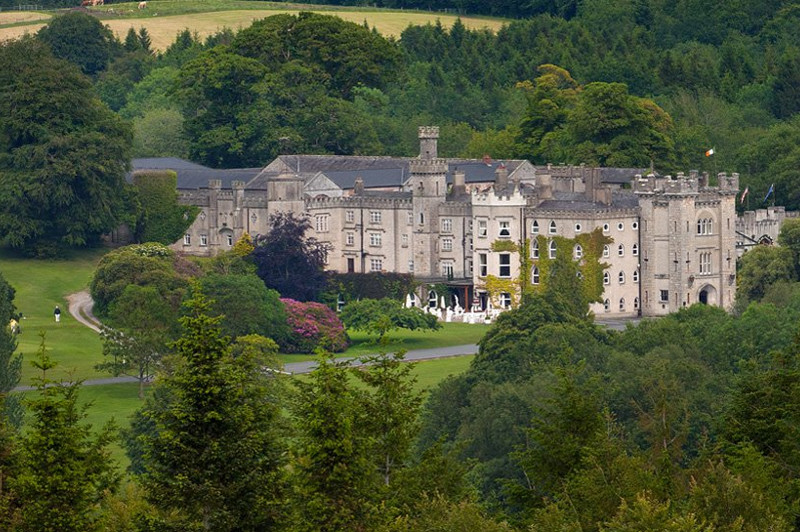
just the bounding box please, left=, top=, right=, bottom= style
left=132, top=127, right=741, bottom=318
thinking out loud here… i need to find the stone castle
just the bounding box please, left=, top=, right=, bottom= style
left=133, top=126, right=742, bottom=318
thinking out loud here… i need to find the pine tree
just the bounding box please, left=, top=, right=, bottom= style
left=9, top=334, right=117, bottom=531
left=137, top=285, right=287, bottom=530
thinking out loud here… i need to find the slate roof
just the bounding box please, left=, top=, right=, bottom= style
left=536, top=191, right=640, bottom=212
left=130, top=158, right=262, bottom=189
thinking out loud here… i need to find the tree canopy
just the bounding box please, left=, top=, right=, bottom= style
left=0, top=38, right=132, bottom=255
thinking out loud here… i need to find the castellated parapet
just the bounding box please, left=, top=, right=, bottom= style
left=634, top=172, right=740, bottom=196
left=471, top=184, right=526, bottom=206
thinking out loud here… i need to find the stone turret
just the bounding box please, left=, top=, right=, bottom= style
left=418, top=126, right=439, bottom=159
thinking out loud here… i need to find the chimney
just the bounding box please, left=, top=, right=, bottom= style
left=418, top=126, right=439, bottom=159
left=495, top=163, right=509, bottom=190
left=699, top=172, right=709, bottom=188
left=452, top=169, right=466, bottom=196
left=538, top=173, right=553, bottom=200
left=354, top=176, right=364, bottom=195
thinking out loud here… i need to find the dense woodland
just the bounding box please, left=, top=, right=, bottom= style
left=4, top=3, right=800, bottom=530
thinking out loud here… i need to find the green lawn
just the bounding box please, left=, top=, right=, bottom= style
left=278, top=322, right=488, bottom=365
left=0, top=248, right=108, bottom=385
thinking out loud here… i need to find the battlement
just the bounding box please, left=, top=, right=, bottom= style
left=305, top=195, right=411, bottom=210
left=409, top=158, right=447, bottom=174
left=418, top=126, right=439, bottom=139
left=208, top=179, right=222, bottom=190
left=634, top=171, right=739, bottom=195
left=471, top=185, right=526, bottom=206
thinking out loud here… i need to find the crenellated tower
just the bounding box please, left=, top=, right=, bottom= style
left=408, top=126, right=447, bottom=278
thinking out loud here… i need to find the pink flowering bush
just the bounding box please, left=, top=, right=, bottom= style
left=280, top=298, right=349, bottom=353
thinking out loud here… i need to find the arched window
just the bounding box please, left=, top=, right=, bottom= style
left=428, top=290, right=437, bottom=308
left=574, top=244, right=583, bottom=260
left=619, top=298, right=626, bottom=311
left=632, top=243, right=639, bottom=256
left=707, top=218, right=713, bottom=234
left=549, top=220, right=557, bottom=234
left=604, top=299, right=610, bottom=312
left=603, top=245, right=610, bottom=258
left=633, top=270, right=639, bottom=283
left=697, top=219, right=703, bottom=234
left=618, top=271, right=625, bottom=284
left=549, top=240, right=557, bottom=259
left=532, top=220, right=539, bottom=234
left=618, top=244, right=625, bottom=256
left=634, top=297, right=640, bottom=310
left=576, top=271, right=583, bottom=280
left=603, top=271, right=610, bottom=285
left=532, top=239, right=539, bottom=258
left=532, top=266, right=540, bottom=285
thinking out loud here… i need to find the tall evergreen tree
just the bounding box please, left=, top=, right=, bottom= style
left=136, top=285, right=287, bottom=530
left=8, top=334, right=117, bottom=531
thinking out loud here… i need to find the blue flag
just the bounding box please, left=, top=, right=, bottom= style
left=764, top=183, right=775, bottom=203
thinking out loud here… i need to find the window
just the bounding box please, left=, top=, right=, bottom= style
left=499, top=253, right=511, bottom=278
left=604, top=271, right=610, bottom=285
left=408, top=260, right=415, bottom=273
left=200, top=234, right=208, bottom=246
left=532, top=266, right=540, bottom=285
left=468, top=237, right=473, bottom=252
left=347, top=258, right=355, bottom=273
left=603, top=245, right=610, bottom=258
left=617, top=222, right=624, bottom=231
left=549, top=220, right=557, bottom=234
left=633, top=270, right=639, bottom=283
left=369, top=233, right=382, bottom=247
left=370, top=211, right=382, bottom=224
left=634, top=297, right=640, bottom=310
left=442, top=238, right=453, bottom=252
left=370, top=258, right=383, bottom=272
left=532, top=220, right=539, bottom=234
left=346, top=232, right=355, bottom=246
left=401, top=234, right=408, bottom=247
left=499, top=220, right=511, bottom=238
left=660, top=290, right=669, bottom=302
left=226, top=234, right=233, bottom=246
left=699, top=252, right=712, bottom=274
left=441, top=261, right=454, bottom=278
left=532, top=239, right=539, bottom=259
left=604, top=299, right=610, bottom=312
left=479, top=253, right=488, bottom=277
left=632, top=243, right=639, bottom=256
left=618, top=244, right=625, bottom=256
left=603, top=223, right=610, bottom=232
left=428, top=291, right=438, bottom=308
left=575, top=223, right=582, bottom=232
left=549, top=240, right=557, bottom=259
left=346, top=210, right=354, bottom=223
left=478, top=219, right=488, bottom=237
left=184, top=234, right=191, bottom=245
left=407, top=211, right=413, bottom=225
left=632, top=221, right=638, bottom=230
left=419, top=212, right=424, bottom=225
left=576, top=270, right=584, bottom=280
left=619, top=271, right=626, bottom=284
left=315, top=214, right=329, bottom=233
left=574, top=244, right=583, bottom=260
left=619, top=298, right=626, bottom=311
left=500, top=292, right=512, bottom=309
left=697, top=218, right=713, bottom=235
left=442, top=218, right=453, bottom=233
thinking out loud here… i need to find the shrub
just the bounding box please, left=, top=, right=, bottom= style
left=280, top=298, right=349, bottom=353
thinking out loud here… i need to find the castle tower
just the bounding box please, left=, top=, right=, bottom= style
left=635, top=172, right=737, bottom=315
left=408, top=126, right=447, bottom=278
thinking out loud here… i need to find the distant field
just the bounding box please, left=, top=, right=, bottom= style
left=0, top=1, right=506, bottom=51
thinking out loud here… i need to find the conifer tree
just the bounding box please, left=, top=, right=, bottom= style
left=8, top=334, right=117, bottom=531
left=136, top=285, right=287, bottom=530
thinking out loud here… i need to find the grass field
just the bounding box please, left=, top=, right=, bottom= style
left=0, top=1, right=506, bottom=51
left=0, top=248, right=108, bottom=385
